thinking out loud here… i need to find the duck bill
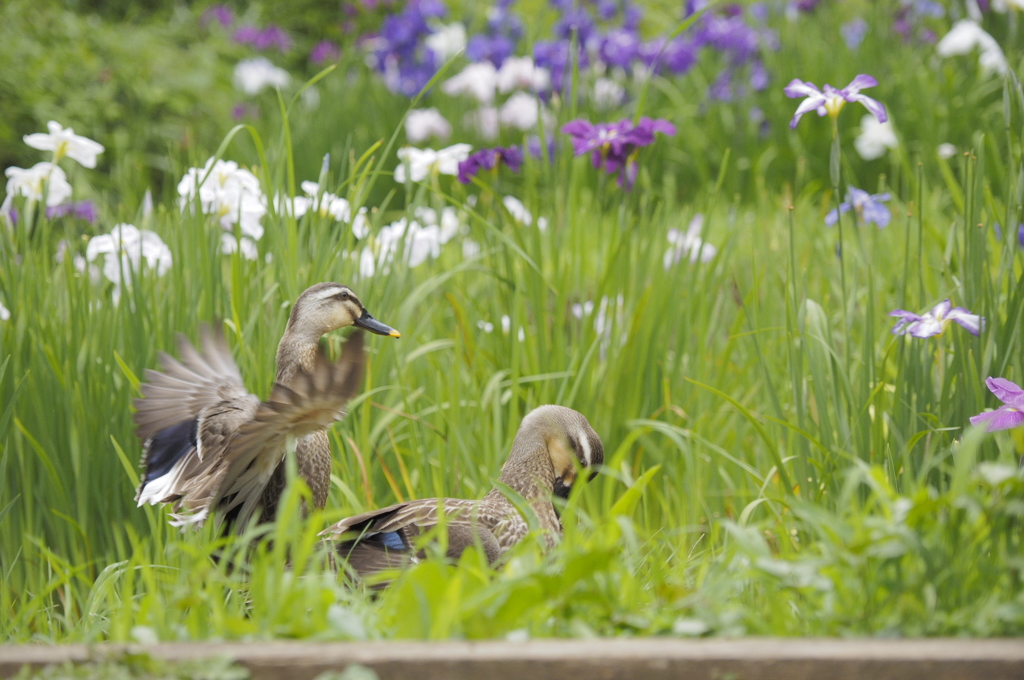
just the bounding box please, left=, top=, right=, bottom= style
left=354, top=310, right=401, bottom=338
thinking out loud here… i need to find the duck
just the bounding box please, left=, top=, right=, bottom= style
left=321, top=405, right=603, bottom=583
left=133, top=282, right=400, bottom=532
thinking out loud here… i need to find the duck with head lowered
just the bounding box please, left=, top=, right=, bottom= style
left=321, top=405, right=603, bottom=584
left=133, top=282, right=400, bottom=532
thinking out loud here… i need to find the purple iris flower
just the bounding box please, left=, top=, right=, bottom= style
left=371, top=0, right=447, bottom=97
left=234, top=25, right=292, bottom=52
left=825, top=187, right=891, bottom=228
left=599, top=29, right=641, bottom=70
left=709, top=70, right=735, bottom=102
left=554, top=7, right=596, bottom=44
left=310, top=40, right=341, bottom=64
left=791, top=0, right=822, bottom=12
left=700, top=14, right=760, bottom=64
left=912, top=0, right=945, bottom=18
left=232, top=102, right=260, bottom=120
left=623, top=4, right=643, bottom=30
left=596, top=0, right=619, bottom=20
left=527, top=136, right=556, bottom=162
left=563, top=119, right=632, bottom=157
left=896, top=0, right=945, bottom=41
left=382, top=12, right=426, bottom=51
left=638, top=38, right=698, bottom=75
left=889, top=299, right=984, bottom=338
left=749, top=60, right=769, bottom=91
left=487, top=1, right=524, bottom=40
left=389, top=57, right=440, bottom=97
left=467, top=34, right=515, bottom=66
left=255, top=26, right=292, bottom=52
left=46, top=200, right=98, bottom=224
left=750, top=3, right=770, bottom=23
left=685, top=0, right=712, bottom=15
left=457, top=146, right=524, bottom=183
left=970, top=378, right=1024, bottom=432
left=466, top=0, right=522, bottom=67
left=1018, top=223, right=1024, bottom=249
left=201, top=5, right=234, bottom=28
left=784, top=74, right=887, bottom=128
left=534, top=40, right=587, bottom=93
left=841, top=18, right=868, bottom=50
left=561, top=116, right=675, bottom=190
left=233, top=25, right=261, bottom=45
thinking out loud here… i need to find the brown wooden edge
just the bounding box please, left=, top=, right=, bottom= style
left=2, top=638, right=1023, bottom=680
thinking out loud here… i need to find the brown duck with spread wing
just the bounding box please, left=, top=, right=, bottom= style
left=133, top=283, right=400, bottom=532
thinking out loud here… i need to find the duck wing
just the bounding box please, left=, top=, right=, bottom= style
left=190, top=331, right=366, bottom=532
left=133, top=325, right=256, bottom=509
left=135, top=328, right=365, bottom=533
left=322, top=497, right=502, bottom=581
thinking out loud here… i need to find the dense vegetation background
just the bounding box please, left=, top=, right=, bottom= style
left=1, top=0, right=1023, bottom=642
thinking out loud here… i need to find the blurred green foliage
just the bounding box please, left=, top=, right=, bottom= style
left=0, top=0, right=242, bottom=199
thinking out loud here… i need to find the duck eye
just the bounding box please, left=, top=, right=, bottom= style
left=338, top=291, right=350, bottom=301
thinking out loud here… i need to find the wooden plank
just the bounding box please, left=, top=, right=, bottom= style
left=1, top=638, right=1023, bottom=680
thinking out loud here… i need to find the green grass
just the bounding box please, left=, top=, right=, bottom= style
left=1, top=0, right=1023, bottom=643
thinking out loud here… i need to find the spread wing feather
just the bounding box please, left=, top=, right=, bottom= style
left=134, top=326, right=366, bottom=533
left=134, top=326, right=250, bottom=442
left=134, top=325, right=255, bottom=506
left=192, top=331, right=366, bottom=532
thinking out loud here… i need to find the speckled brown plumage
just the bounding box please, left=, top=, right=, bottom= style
left=321, top=405, right=603, bottom=585
left=133, top=283, right=399, bottom=532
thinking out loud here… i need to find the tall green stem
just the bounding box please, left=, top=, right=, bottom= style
left=830, top=118, right=849, bottom=350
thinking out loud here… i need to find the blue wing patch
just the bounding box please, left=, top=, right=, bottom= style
left=379, top=531, right=406, bottom=551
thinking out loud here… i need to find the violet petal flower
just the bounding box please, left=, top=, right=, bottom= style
left=785, top=74, right=887, bottom=128
left=970, top=377, right=1024, bottom=431
left=310, top=40, right=341, bottom=64
left=233, top=25, right=261, bottom=45
left=457, top=146, right=523, bottom=183
left=841, top=74, right=887, bottom=121
left=639, top=37, right=698, bottom=75
left=825, top=187, right=891, bottom=228
left=841, top=18, right=868, bottom=50
left=749, top=60, right=769, bottom=91
left=561, top=116, right=674, bottom=191
left=467, top=34, right=515, bottom=66
left=889, top=299, right=984, bottom=338
left=709, top=70, right=735, bottom=102
left=527, top=136, right=555, bottom=162
left=202, top=5, right=234, bottom=28
left=599, top=29, right=641, bottom=69
left=784, top=79, right=827, bottom=127
left=46, top=200, right=98, bottom=224
left=944, top=305, right=983, bottom=335
left=888, top=309, right=923, bottom=336
left=700, top=14, right=760, bottom=63
left=253, top=26, right=292, bottom=52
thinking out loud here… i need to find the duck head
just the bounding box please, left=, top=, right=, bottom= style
left=286, top=282, right=400, bottom=340
left=503, top=405, right=604, bottom=501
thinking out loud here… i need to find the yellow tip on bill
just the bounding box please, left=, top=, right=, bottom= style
left=389, top=330, right=402, bottom=338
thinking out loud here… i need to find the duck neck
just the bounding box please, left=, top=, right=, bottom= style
left=275, top=326, right=321, bottom=384
left=486, top=430, right=561, bottom=534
